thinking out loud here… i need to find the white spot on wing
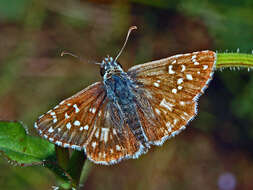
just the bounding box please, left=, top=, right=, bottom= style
left=203, top=65, right=208, bottom=70
left=186, top=74, right=193, bottom=80
left=73, top=104, right=80, bottom=113
left=166, top=121, right=172, bottom=132
left=155, top=108, right=161, bottom=115
left=181, top=65, right=186, bottom=72
left=160, top=98, right=174, bottom=111
left=168, top=65, right=175, bottom=74
left=191, top=55, right=197, bottom=60
left=184, top=112, right=189, bottom=116
left=172, top=88, right=177, bottom=94
left=66, top=122, right=72, bottom=130
left=84, top=125, right=89, bottom=130
left=116, top=145, right=121, bottom=151
left=100, top=128, right=109, bottom=143
left=74, top=120, right=80, bottom=126
left=90, top=107, right=96, bottom=114
left=65, top=112, right=70, bottom=119
left=153, top=82, right=160, bottom=87
left=166, top=121, right=171, bottom=127
left=95, top=130, right=99, bottom=138
left=92, top=141, right=97, bottom=149
left=177, top=78, right=183, bottom=84
left=180, top=101, right=185, bottom=106
left=48, top=127, right=54, bottom=133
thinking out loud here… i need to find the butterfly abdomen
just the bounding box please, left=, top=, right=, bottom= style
left=104, top=74, right=147, bottom=145
left=121, top=103, right=147, bottom=144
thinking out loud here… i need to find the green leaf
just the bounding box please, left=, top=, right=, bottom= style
left=0, top=121, right=55, bottom=164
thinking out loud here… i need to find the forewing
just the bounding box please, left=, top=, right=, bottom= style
left=34, top=82, right=106, bottom=150
left=35, top=82, right=144, bottom=164
left=128, top=50, right=216, bottom=145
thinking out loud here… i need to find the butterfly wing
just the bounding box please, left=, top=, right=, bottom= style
left=127, top=50, right=216, bottom=145
left=35, top=82, right=143, bottom=164
left=34, top=82, right=106, bottom=150
left=84, top=101, right=145, bottom=164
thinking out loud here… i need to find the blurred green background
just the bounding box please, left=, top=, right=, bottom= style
left=1, top=0, right=253, bottom=189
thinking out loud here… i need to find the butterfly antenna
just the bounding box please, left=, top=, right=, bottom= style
left=61, top=51, right=101, bottom=65
left=114, top=26, right=137, bottom=62
left=61, top=51, right=81, bottom=59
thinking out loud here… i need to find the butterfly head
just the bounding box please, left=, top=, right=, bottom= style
left=100, top=56, right=123, bottom=78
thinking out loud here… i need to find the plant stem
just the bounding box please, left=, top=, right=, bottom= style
left=216, top=53, right=253, bottom=68
left=79, top=160, right=93, bottom=187
left=67, top=150, right=87, bottom=189
left=55, top=146, right=70, bottom=170
left=55, top=146, right=73, bottom=189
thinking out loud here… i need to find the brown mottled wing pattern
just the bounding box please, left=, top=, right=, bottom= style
left=84, top=102, right=143, bottom=164
left=35, top=82, right=105, bottom=149
left=128, top=50, right=216, bottom=145
left=35, top=82, right=142, bottom=164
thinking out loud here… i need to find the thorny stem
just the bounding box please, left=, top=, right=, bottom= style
left=216, top=52, right=253, bottom=69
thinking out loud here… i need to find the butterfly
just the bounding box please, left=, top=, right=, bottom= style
left=34, top=26, right=216, bottom=165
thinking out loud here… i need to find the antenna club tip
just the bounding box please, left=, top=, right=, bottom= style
left=60, top=51, right=65, bottom=57
left=130, top=26, right=137, bottom=30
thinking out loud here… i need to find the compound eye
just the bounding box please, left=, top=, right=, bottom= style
left=100, top=66, right=105, bottom=76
